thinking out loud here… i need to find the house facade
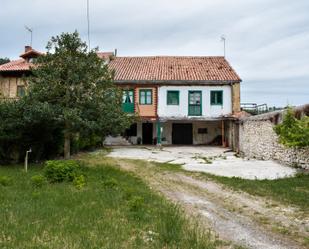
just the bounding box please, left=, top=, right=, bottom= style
left=109, top=56, right=241, bottom=146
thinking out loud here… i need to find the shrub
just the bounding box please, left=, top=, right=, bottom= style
left=31, top=175, right=46, bottom=188
left=44, top=160, right=80, bottom=183
left=102, top=178, right=119, bottom=189
left=73, top=175, right=86, bottom=190
left=128, top=196, right=144, bottom=212
left=274, top=108, right=309, bottom=148
left=0, top=176, right=12, bottom=186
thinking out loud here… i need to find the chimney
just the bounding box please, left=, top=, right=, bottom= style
left=25, top=46, right=32, bottom=52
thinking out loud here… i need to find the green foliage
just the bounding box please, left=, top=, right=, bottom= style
left=274, top=108, right=309, bottom=147
left=73, top=175, right=86, bottom=189
left=0, top=175, right=12, bottom=186
left=0, top=57, right=10, bottom=65
left=27, top=31, right=133, bottom=158
left=0, top=31, right=133, bottom=163
left=43, top=160, right=80, bottom=183
left=128, top=196, right=144, bottom=212
left=0, top=99, right=63, bottom=163
left=30, top=175, right=46, bottom=188
left=102, top=177, right=119, bottom=189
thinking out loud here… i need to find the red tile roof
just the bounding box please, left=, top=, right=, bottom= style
left=109, top=56, right=241, bottom=83
left=0, top=59, right=33, bottom=72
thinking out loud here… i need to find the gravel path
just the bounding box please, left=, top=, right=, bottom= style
left=112, top=158, right=308, bottom=249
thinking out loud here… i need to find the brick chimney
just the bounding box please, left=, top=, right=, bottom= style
left=25, top=46, right=32, bottom=53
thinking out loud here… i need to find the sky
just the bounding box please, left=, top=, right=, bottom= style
left=0, top=0, right=308, bottom=107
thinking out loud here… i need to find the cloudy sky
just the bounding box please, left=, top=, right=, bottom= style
left=0, top=0, right=308, bottom=107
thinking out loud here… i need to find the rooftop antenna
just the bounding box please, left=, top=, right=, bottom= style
left=220, top=35, right=226, bottom=57
left=25, top=26, right=33, bottom=47
left=86, top=0, right=91, bottom=51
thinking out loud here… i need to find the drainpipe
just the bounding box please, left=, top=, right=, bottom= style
left=156, top=119, right=162, bottom=146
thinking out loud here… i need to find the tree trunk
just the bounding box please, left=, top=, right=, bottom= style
left=64, top=121, right=71, bottom=159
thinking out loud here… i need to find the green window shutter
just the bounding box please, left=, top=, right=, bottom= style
left=188, top=91, right=202, bottom=116
left=167, top=91, right=179, bottom=105
left=210, top=91, right=223, bottom=105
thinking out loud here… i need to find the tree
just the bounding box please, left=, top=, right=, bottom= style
left=274, top=108, right=309, bottom=148
left=27, top=31, right=132, bottom=159
left=0, top=57, right=10, bottom=65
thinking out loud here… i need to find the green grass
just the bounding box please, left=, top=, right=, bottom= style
left=0, top=161, right=218, bottom=249
left=201, top=173, right=309, bottom=212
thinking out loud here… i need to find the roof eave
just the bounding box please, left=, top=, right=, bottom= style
left=114, top=80, right=241, bottom=85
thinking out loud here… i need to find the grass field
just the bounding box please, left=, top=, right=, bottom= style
left=0, top=160, right=218, bottom=249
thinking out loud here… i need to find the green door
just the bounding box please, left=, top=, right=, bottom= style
left=122, top=90, right=134, bottom=113
left=188, top=91, right=202, bottom=116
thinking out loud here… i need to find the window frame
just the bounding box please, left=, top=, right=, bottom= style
left=167, top=90, right=179, bottom=105
left=210, top=90, right=223, bottom=106
left=139, top=89, right=153, bottom=105
left=17, top=85, right=26, bottom=98
left=188, top=90, right=202, bottom=116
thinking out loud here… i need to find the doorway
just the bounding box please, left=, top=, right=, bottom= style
left=142, top=123, right=153, bottom=144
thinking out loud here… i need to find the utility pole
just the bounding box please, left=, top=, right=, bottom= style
left=25, top=26, right=33, bottom=46
left=87, top=0, right=91, bottom=51
left=221, top=35, right=226, bottom=57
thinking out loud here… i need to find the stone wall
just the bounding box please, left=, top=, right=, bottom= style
left=239, top=108, right=309, bottom=170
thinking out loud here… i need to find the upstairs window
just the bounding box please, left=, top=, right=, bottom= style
left=17, top=86, right=25, bottom=97
left=139, top=89, right=152, bottom=105
left=167, top=91, right=179, bottom=105
left=210, top=90, right=223, bottom=105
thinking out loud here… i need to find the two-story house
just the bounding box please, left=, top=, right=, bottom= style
left=109, top=56, right=241, bottom=147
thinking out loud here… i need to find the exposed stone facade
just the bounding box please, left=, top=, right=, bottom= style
left=239, top=110, right=309, bottom=170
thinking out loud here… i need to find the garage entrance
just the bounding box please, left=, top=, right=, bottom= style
left=172, top=123, right=193, bottom=144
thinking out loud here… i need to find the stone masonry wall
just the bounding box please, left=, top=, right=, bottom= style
left=239, top=115, right=309, bottom=170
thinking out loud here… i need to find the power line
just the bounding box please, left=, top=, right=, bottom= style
left=87, top=0, right=90, bottom=51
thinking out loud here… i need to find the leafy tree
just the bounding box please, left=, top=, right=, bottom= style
left=0, top=57, right=10, bottom=65
left=25, top=31, right=132, bottom=159
left=274, top=108, right=309, bottom=148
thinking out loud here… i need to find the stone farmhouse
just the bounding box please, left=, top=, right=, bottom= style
left=0, top=46, right=242, bottom=149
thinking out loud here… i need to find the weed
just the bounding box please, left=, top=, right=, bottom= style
left=30, top=175, right=46, bottom=188
left=73, top=175, right=86, bottom=190
left=0, top=175, right=12, bottom=186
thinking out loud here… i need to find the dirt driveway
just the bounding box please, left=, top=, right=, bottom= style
left=107, top=157, right=308, bottom=249
left=108, top=146, right=297, bottom=180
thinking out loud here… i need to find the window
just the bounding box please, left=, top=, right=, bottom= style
left=188, top=91, right=202, bottom=116
left=198, top=128, right=208, bottom=134
left=210, top=90, right=223, bottom=105
left=124, top=123, right=137, bottom=137
left=17, top=86, right=25, bottom=97
left=167, top=91, right=179, bottom=105
left=139, top=89, right=152, bottom=105
left=122, top=89, right=134, bottom=113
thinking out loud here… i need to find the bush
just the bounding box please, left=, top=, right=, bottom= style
left=31, top=175, right=46, bottom=188
left=0, top=176, right=12, bottom=186
left=73, top=175, right=86, bottom=189
left=128, top=196, right=144, bottom=212
left=274, top=108, right=309, bottom=148
left=102, top=178, right=119, bottom=189
left=44, top=160, right=80, bottom=183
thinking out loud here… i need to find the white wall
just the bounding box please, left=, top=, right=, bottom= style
left=158, top=85, right=232, bottom=118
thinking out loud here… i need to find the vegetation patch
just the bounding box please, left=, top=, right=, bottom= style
left=200, top=173, right=309, bottom=212
left=0, top=159, right=218, bottom=249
